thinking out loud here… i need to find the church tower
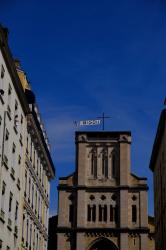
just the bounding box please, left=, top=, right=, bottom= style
left=56, top=131, right=154, bottom=250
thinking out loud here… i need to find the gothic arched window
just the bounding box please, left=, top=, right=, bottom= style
left=92, top=205, right=96, bottom=222
left=87, top=205, right=96, bottom=222
left=91, top=148, right=97, bottom=178
left=102, top=148, right=108, bottom=178
left=112, top=154, right=116, bottom=178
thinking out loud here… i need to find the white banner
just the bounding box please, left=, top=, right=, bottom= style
left=74, top=119, right=101, bottom=127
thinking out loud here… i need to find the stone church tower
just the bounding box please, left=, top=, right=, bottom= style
left=57, top=131, right=154, bottom=250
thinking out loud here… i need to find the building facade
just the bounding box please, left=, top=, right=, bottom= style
left=57, top=131, right=154, bottom=250
left=149, top=108, right=166, bottom=250
left=0, top=26, right=55, bottom=250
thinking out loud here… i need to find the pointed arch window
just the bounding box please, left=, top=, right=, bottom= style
left=112, top=154, right=116, bottom=178
left=91, top=148, right=97, bottom=178
left=87, top=205, right=96, bottom=222
left=102, top=148, right=108, bottom=178
left=110, top=205, right=118, bottom=223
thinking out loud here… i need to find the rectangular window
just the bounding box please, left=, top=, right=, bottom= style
left=99, top=205, right=102, bottom=222
left=104, top=205, right=107, bottom=222
left=14, top=100, right=19, bottom=131
left=1, top=65, right=5, bottom=79
left=8, top=84, right=12, bottom=107
left=9, top=192, right=13, bottom=213
left=92, top=205, right=96, bottom=222
left=1, top=181, right=6, bottom=211
left=69, top=204, right=74, bottom=223
left=4, top=129, right=9, bottom=159
left=132, top=205, right=137, bottom=223
left=15, top=202, right=18, bottom=221
left=110, top=205, right=113, bottom=222
left=87, top=205, right=91, bottom=222
left=24, top=171, right=27, bottom=197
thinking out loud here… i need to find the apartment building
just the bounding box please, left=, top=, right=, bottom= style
left=149, top=107, right=166, bottom=250
left=0, top=26, right=55, bottom=250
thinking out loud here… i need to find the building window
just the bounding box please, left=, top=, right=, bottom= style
left=32, top=184, right=34, bottom=208
left=1, top=181, right=6, bottom=211
left=69, top=204, right=74, bottom=223
left=1, top=65, right=5, bottom=79
left=92, top=205, right=96, bottom=222
left=104, top=205, right=107, bottom=222
left=110, top=205, right=118, bottom=223
left=12, top=143, right=16, bottom=168
left=9, top=192, right=13, bottom=213
left=112, top=154, right=116, bottom=178
left=14, top=100, right=19, bottom=131
left=99, top=205, right=102, bottom=221
left=8, top=84, right=12, bottom=106
left=110, top=205, right=113, bottom=222
left=132, top=205, right=137, bottom=223
left=25, top=171, right=27, bottom=196
left=87, top=205, right=96, bottom=222
left=28, top=177, right=31, bottom=201
left=91, top=149, right=97, bottom=178
left=15, top=202, right=18, bottom=221
left=102, top=149, right=108, bottom=178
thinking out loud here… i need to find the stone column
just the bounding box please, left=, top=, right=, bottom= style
left=140, top=191, right=148, bottom=228
left=76, top=233, right=85, bottom=250
left=57, top=234, right=66, bottom=250
left=120, top=233, right=128, bottom=250
left=77, top=142, right=86, bottom=186
left=140, top=234, right=148, bottom=250
left=77, top=190, right=86, bottom=227
left=119, top=135, right=131, bottom=186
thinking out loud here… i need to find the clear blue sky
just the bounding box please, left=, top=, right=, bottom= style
left=1, top=0, right=166, bottom=216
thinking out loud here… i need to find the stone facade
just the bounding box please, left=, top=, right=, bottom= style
left=149, top=108, right=166, bottom=250
left=57, top=131, right=154, bottom=250
left=0, top=26, right=55, bottom=250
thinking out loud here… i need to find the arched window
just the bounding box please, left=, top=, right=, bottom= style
left=110, top=205, right=118, bottom=223
left=99, top=205, right=107, bottom=222
left=102, top=149, right=108, bottom=178
left=99, top=205, right=102, bottom=222
left=91, top=149, right=97, bottom=178
left=92, top=205, right=96, bottom=222
left=104, top=205, right=107, bottom=222
left=87, top=205, right=96, bottom=222
left=112, top=154, right=116, bottom=178
left=110, top=205, right=113, bottom=222
left=87, top=205, right=91, bottom=222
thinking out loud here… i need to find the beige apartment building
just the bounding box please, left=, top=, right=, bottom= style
left=0, top=25, right=55, bottom=250
left=150, top=107, right=166, bottom=250
left=57, top=131, right=154, bottom=250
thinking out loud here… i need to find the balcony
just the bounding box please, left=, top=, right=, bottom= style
left=0, top=209, right=5, bottom=223
left=10, top=167, right=16, bottom=181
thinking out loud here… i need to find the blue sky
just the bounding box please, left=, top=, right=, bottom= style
left=1, top=0, right=166, bottom=216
